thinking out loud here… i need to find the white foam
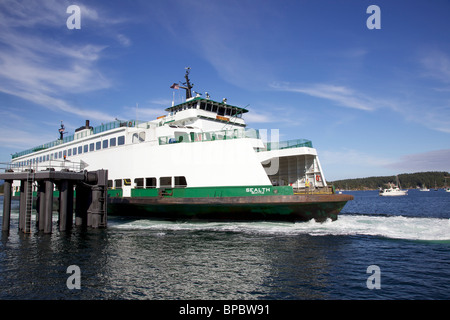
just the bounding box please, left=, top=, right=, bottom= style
left=109, top=215, right=450, bottom=241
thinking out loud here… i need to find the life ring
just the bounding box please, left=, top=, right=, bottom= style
left=316, top=175, right=321, bottom=182
left=128, top=121, right=133, bottom=127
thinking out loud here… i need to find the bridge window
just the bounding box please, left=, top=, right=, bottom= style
left=114, top=179, right=122, bottom=189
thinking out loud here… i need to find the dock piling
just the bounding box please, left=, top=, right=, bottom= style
left=0, top=168, right=108, bottom=235
left=2, top=180, right=12, bottom=232
left=44, top=180, right=54, bottom=234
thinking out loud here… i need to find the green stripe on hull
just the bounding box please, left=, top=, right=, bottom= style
left=129, top=185, right=293, bottom=198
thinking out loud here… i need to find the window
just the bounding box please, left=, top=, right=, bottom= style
left=175, top=176, right=187, bottom=188
left=103, top=140, right=108, bottom=149
left=146, top=177, right=156, bottom=189
left=73, top=147, right=77, bottom=155
left=124, top=178, right=131, bottom=186
left=134, top=178, right=144, bottom=189
left=68, top=149, right=72, bottom=156
left=84, top=145, right=88, bottom=153
left=110, top=137, right=116, bottom=147
left=218, top=106, right=225, bottom=116
left=118, top=136, right=125, bottom=145
left=59, top=151, right=62, bottom=158
left=89, top=143, right=94, bottom=151
left=78, top=146, right=82, bottom=154
left=114, top=179, right=122, bottom=189
left=107, top=180, right=113, bottom=189
left=200, top=102, right=206, bottom=110
left=96, top=141, right=101, bottom=150
left=160, top=177, right=172, bottom=188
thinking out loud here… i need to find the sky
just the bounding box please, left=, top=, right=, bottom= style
left=0, top=0, right=449, bottom=181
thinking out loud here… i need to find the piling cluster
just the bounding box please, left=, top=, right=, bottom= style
left=1, top=169, right=108, bottom=234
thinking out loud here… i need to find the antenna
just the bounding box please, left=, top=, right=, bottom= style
left=59, top=121, right=67, bottom=140
left=170, top=67, right=194, bottom=101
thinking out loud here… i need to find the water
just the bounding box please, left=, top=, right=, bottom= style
left=0, top=190, right=449, bottom=301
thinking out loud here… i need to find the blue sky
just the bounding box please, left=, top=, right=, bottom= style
left=0, top=0, right=449, bottom=180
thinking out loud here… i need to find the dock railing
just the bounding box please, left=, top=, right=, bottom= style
left=1, top=159, right=87, bottom=174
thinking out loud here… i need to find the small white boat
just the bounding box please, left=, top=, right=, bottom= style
left=419, top=185, right=430, bottom=192
left=379, top=176, right=408, bottom=196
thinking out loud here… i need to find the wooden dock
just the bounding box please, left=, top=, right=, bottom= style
left=1, top=169, right=108, bottom=234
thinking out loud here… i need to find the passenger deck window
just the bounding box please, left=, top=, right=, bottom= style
left=175, top=176, right=187, bottom=188
left=96, top=141, right=101, bottom=150
left=118, top=136, right=125, bottom=145
left=146, top=177, right=156, bottom=189
left=115, top=179, right=122, bottom=189
left=103, top=140, right=108, bottom=149
left=134, top=178, right=144, bottom=189
left=160, top=177, right=172, bottom=188
left=110, top=137, right=116, bottom=147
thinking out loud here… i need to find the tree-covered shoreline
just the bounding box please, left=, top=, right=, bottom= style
left=330, top=171, right=450, bottom=191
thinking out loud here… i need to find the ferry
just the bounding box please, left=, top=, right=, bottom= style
left=7, top=69, right=353, bottom=222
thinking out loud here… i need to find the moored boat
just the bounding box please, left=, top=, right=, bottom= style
left=379, top=176, right=408, bottom=196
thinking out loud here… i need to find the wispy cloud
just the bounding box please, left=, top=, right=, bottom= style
left=270, top=82, right=376, bottom=111
left=420, top=49, right=450, bottom=84
left=385, top=149, right=450, bottom=173
left=0, top=0, right=128, bottom=121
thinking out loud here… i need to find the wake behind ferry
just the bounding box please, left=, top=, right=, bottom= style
left=8, top=69, right=352, bottom=222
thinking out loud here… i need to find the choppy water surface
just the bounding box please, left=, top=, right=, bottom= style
left=1, top=189, right=449, bottom=300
